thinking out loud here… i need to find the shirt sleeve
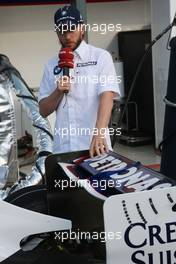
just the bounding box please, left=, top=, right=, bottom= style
left=38, top=64, right=55, bottom=103
left=97, top=51, right=120, bottom=97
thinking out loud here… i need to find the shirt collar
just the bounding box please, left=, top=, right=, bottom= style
left=74, top=40, right=88, bottom=60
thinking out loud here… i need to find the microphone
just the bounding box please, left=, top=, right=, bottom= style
left=58, top=47, right=74, bottom=93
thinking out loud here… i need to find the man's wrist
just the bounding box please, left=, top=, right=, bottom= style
left=55, top=87, right=64, bottom=96
left=94, top=127, right=107, bottom=138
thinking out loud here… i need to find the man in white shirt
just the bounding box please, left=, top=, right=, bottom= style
left=39, top=5, right=120, bottom=157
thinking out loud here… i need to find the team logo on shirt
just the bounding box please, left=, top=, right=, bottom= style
left=53, top=65, right=62, bottom=75
left=76, top=61, right=97, bottom=67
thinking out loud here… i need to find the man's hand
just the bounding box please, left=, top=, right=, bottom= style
left=57, top=76, right=71, bottom=93
left=89, top=91, right=114, bottom=158
left=89, top=134, right=109, bottom=158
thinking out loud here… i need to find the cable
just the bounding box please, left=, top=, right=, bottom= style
left=16, top=94, right=38, bottom=102
left=33, top=124, right=53, bottom=140
left=112, top=22, right=174, bottom=147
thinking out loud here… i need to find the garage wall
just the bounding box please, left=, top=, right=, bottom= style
left=88, top=0, right=150, bottom=58
left=0, top=0, right=150, bottom=87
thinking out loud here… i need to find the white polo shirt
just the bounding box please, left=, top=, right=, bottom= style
left=39, top=40, right=120, bottom=153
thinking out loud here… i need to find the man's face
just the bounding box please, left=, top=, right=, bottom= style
left=56, top=24, right=85, bottom=50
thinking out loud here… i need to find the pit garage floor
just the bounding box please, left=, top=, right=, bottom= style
left=20, top=143, right=161, bottom=175
left=114, top=143, right=161, bottom=167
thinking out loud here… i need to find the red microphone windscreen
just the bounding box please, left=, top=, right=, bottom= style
left=59, top=48, right=74, bottom=69
left=59, top=60, right=74, bottom=68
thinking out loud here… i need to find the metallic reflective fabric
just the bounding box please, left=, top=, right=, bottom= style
left=0, top=55, right=53, bottom=199
left=0, top=74, right=18, bottom=190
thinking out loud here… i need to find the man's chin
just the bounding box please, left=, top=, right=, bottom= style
left=61, top=39, right=83, bottom=50
left=66, top=44, right=76, bottom=49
